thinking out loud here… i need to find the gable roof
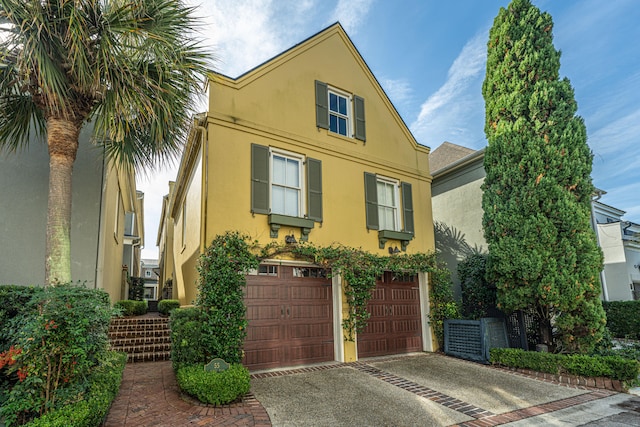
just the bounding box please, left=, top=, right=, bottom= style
left=209, top=22, right=427, bottom=152
left=429, top=142, right=477, bottom=173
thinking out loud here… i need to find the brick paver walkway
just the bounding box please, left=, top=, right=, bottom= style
left=103, top=361, right=270, bottom=427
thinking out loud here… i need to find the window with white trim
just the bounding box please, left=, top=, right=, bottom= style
left=315, top=80, right=366, bottom=141
left=328, top=88, right=351, bottom=137
left=271, top=150, right=304, bottom=217
left=251, top=144, right=323, bottom=223
left=376, top=177, right=399, bottom=231
left=364, top=172, right=414, bottom=235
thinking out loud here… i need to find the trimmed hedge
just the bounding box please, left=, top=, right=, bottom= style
left=176, top=363, right=250, bottom=405
left=158, top=299, right=180, bottom=316
left=23, top=351, right=127, bottom=427
left=114, top=300, right=147, bottom=316
left=603, top=300, right=640, bottom=339
left=490, top=348, right=639, bottom=381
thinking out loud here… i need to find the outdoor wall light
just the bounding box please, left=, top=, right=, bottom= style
left=285, top=234, right=297, bottom=244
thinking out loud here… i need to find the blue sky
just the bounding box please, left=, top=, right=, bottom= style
left=139, top=0, right=640, bottom=258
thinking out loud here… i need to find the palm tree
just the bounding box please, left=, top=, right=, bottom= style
left=0, top=0, right=210, bottom=284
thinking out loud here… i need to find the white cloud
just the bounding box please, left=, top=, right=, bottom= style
left=410, top=31, right=487, bottom=148
left=379, top=77, right=413, bottom=112
left=192, top=0, right=283, bottom=77
left=330, top=0, right=374, bottom=34
left=589, top=109, right=640, bottom=156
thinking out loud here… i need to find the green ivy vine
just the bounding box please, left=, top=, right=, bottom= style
left=195, top=231, right=459, bottom=350
left=259, top=241, right=459, bottom=344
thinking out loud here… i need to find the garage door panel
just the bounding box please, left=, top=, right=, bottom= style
left=290, top=305, right=331, bottom=320
left=244, top=266, right=334, bottom=370
left=392, top=319, right=421, bottom=333
left=245, top=282, right=283, bottom=299
left=290, top=284, right=331, bottom=300
left=367, top=304, right=387, bottom=318
left=245, top=324, right=283, bottom=341
left=390, top=336, right=421, bottom=352
left=289, top=342, right=334, bottom=364
left=243, top=346, right=284, bottom=370
left=358, top=276, right=422, bottom=358
left=392, top=288, right=419, bottom=300
left=246, top=305, right=282, bottom=321
left=392, top=303, right=421, bottom=317
left=370, top=288, right=385, bottom=301
left=358, top=339, right=388, bottom=356
left=289, top=322, right=333, bottom=339
left=361, top=319, right=387, bottom=335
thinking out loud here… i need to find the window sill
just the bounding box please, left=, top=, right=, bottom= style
left=320, top=128, right=361, bottom=145
left=268, top=214, right=315, bottom=241
left=378, top=230, right=413, bottom=251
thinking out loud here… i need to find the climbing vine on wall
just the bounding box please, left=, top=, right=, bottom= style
left=259, top=242, right=459, bottom=344
left=195, top=231, right=458, bottom=350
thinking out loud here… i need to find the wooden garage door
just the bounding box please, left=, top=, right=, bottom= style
left=243, top=265, right=334, bottom=370
left=357, top=272, right=422, bottom=358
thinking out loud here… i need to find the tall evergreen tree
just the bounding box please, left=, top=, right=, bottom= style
left=481, top=0, right=605, bottom=352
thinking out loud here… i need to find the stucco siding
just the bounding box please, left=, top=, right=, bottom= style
left=0, top=129, right=103, bottom=286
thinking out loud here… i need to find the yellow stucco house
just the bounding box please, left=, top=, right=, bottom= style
left=161, top=23, right=436, bottom=370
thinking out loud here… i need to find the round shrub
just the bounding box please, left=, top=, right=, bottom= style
left=176, top=363, right=250, bottom=405
left=158, top=299, right=180, bottom=316
left=114, top=300, right=147, bottom=316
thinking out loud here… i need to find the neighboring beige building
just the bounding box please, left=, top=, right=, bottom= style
left=430, top=142, right=486, bottom=299
left=159, top=23, right=436, bottom=370
left=0, top=126, right=144, bottom=303
left=430, top=141, right=640, bottom=302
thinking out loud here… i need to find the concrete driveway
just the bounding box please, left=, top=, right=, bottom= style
left=250, top=353, right=640, bottom=427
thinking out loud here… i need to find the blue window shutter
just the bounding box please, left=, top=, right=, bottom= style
left=315, top=80, right=329, bottom=130
left=251, top=144, right=269, bottom=214
left=307, top=158, right=323, bottom=222
left=401, top=182, right=414, bottom=234
left=364, top=172, right=379, bottom=230
left=354, top=95, right=366, bottom=141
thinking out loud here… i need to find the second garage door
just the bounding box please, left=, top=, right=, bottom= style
left=244, top=265, right=334, bottom=371
left=357, top=272, right=423, bottom=358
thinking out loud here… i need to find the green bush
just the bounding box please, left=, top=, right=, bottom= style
left=0, top=286, right=40, bottom=351
left=176, top=363, right=250, bottom=405
left=490, top=348, right=639, bottom=382
left=23, top=351, right=127, bottom=427
left=0, top=284, right=115, bottom=426
left=158, top=299, right=180, bottom=316
left=458, top=253, right=496, bottom=319
left=114, top=300, right=147, bottom=316
left=169, top=307, right=210, bottom=370
left=603, top=301, right=640, bottom=339
left=196, top=232, right=259, bottom=363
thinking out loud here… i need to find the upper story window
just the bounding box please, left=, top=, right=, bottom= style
left=251, top=144, right=323, bottom=222
left=364, top=172, right=415, bottom=251
left=377, top=177, right=399, bottom=231
left=329, top=89, right=351, bottom=136
left=315, top=80, right=365, bottom=141
left=271, top=151, right=303, bottom=217
left=145, top=270, right=152, bottom=278
left=364, top=172, right=414, bottom=234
